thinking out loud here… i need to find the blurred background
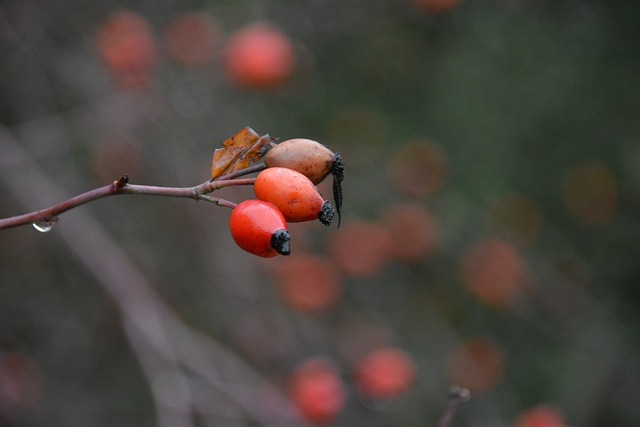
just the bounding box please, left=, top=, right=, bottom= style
left=1, top=0, right=640, bottom=426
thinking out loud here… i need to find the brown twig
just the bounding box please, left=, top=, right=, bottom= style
left=0, top=174, right=257, bottom=231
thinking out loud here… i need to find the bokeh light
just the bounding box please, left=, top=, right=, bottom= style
left=1, top=2, right=639, bottom=426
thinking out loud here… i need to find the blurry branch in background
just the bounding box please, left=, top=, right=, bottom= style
left=0, top=127, right=307, bottom=427
left=0, top=159, right=265, bottom=231
left=437, top=386, right=470, bottom=427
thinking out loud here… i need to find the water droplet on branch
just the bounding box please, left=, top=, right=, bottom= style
left=32, top=218, right=58, bottom=233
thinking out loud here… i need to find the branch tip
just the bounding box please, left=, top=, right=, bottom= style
left=437, top=386, right=471, bottom=427
left=449, top=385, right=471, bottom=403
left=114, top=174, right=129, bottom=190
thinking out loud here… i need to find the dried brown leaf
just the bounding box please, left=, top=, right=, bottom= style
left=211, top=127, right=270, bottom=179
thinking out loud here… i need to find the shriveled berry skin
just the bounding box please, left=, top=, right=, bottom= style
left=229, top=199, right=290, bottom=257
left=264, top=138, right=335, bottom=185
left=255, top=167, right=334, bottom=225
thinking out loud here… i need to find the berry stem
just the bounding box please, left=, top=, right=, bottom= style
left=199, top=194, right=237, bottom=209
left=436, top=386, right=470, bottom=427
left=0, top=174, right=256, bottom=231
left=216, top=162, right=266, bottom=180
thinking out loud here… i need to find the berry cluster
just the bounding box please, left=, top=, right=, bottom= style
left=227, top=137, right=344, bottom=258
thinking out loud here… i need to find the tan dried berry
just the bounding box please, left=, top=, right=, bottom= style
left=264, top=138, right=344, bottom=225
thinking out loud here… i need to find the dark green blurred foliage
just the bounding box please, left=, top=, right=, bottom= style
left=1, top=0, right=640, bottom=426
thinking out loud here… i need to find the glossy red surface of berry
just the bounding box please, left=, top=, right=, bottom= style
left=229, top=199, right=290, bottom=257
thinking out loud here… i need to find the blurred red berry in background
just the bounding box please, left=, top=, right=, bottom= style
left=355, top=347, right=416, bottom=401
left=460, top=237, right=527, bottom=308
left=290, top=357, right=346, bottom=423
left=96, top=9, right=158, bottom=89
left=224, top=23, right=296, bottom=90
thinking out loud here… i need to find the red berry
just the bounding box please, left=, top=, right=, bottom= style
left=290, top=358, right=346, bottom=423
left=355, top=347, right=416, bottom=401
left=255, top=167, right=334, bottom=226
left=229, top=200, right=290, bottom=257
left=224, top=23, right=295, bottom=90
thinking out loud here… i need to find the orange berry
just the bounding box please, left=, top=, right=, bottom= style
left=224, top=23, right=295, bottom=90
left=355, top=347, right=416, bottom=401
left=229, top=200, right=290, bottom=257
left=265, top=138, right=344, bottom=226
left=255, top=167, right=334, bottom=226
left=290, top=358, right=346, bottom=423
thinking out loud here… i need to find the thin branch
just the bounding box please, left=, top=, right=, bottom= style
left=437, top=386, right=470, bottom=427
left=0, top=175, right=256, bottom=231
left=216, top=162, right=266, bottom=180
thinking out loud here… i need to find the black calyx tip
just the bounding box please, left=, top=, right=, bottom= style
left=271, top=229, right=291, bottom=256
left=330, top=153, right=344, bottom=183
left=318, top=200, right=335, bottom=226
left=330, top=153, right=344, bottom=228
